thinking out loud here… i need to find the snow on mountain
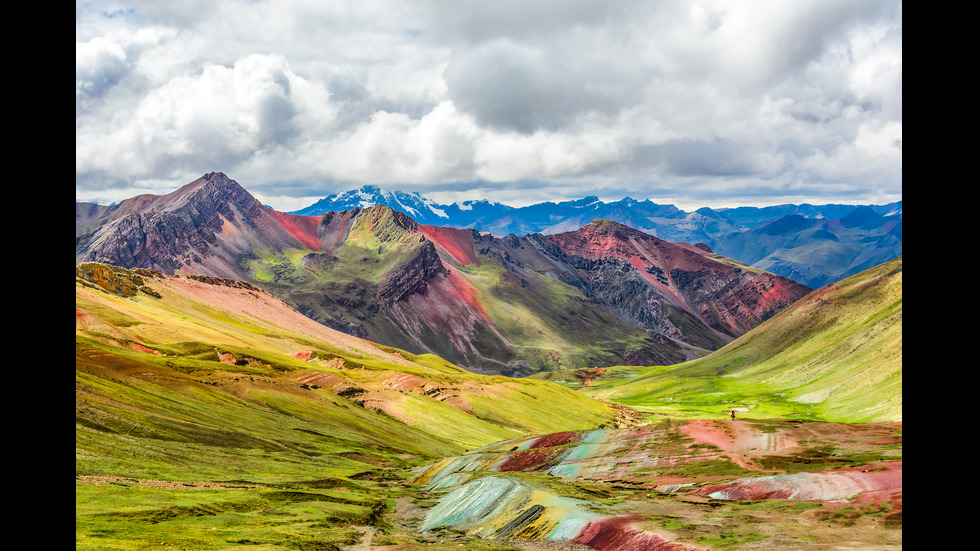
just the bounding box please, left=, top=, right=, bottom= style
left=286, top=190, right=901, bottom=288
left=421, top=197, right=448, bottom=218
left=289, top=185, right=450, bottom=222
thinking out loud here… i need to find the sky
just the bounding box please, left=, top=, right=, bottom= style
left=76, top=0, right=901, bottom=212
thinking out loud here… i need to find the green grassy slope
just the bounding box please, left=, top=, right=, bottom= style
left=450, top=253, right=664, bottom=369
left=578, top=258, right=902, bottom=422
left=75, top=263, right=619, bottom=550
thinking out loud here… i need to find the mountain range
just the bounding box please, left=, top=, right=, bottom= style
left=291, top=185, right=902, bottom=289
left=76, top=172, right=813, bottom=376
left=76, top=174, right=901, bottom=550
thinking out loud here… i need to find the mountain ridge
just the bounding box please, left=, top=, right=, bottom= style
left=283, top=183, right=900, bottom=288
left=76, top=172, right=813, bottom=375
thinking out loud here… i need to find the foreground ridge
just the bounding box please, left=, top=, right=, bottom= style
left=408, top=419, right=900, bottom=549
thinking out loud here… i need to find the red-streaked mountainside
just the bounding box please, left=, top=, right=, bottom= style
left=545, top=219, right=810, bottom=338
left=419, top=225, right=481, bottom=266
left=76, top=173, right=811, bottom=375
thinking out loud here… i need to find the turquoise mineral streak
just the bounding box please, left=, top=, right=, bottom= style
left=421, top=476, right=526, bottom=531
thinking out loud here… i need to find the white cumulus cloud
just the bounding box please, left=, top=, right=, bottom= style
left=76, top=0, right=902, bottom=210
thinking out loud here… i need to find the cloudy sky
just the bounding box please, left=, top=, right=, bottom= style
left=76, top=0, right=901, bottom=212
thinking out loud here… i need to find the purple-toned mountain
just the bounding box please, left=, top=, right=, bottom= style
left=77, top=173, right=812, bottom=374
left=75, top=172, right=324, bottom=279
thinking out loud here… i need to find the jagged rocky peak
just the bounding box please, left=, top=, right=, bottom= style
left=173, top=172, right=268, bottom=223
left=75, top=172, right=274, bottom=277
left=174, top=171, right=247, bottom=199
left=116, top=171, right=260, bottom=217
left=198, top=171, right=243, bottom=187
left=196, top=172, right=259, bottom=203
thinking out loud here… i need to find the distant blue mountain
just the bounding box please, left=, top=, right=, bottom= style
left=291, top=185, right=457, bottom=222
left=289, top=187, right=902, bottom=288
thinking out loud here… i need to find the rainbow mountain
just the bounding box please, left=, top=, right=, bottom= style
left=76, top=172, right=812, bottom=375
left=291, top=184, right=902, bottom=289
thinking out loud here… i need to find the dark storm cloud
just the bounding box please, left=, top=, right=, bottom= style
left=75, top=43, right=129, bottom=105
left=635, top=141, right=769, bottom=178
left=444, top=38, right=640, bottom=133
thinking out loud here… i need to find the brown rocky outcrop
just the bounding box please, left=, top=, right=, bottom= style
left=376, top=242, right=447, bottom=306
left=186, top=274, right=263, bottom=292
left=75, top=262, right=160, bottom=298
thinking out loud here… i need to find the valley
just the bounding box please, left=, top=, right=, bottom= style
left=76, top=255, right=900, bottom=550
left=75, top=0, right=903, bottom=537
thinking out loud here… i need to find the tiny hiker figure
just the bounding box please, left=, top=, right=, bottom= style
left=731, top=410, right=736, bottom=420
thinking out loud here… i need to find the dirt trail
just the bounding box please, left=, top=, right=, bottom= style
left=345, top=526, right=376, bottom=551
left=594, top=397, right=648, bottom=428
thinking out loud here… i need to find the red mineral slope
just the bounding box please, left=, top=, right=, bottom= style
left=269, top=210, right=323, bottom=252
left=680, top=419, right=820, bottom=471
left=444, top=266, right=492, bottom=323
left=528, top=431, right=579, bottom=449
left=693, top=461, right=902, bottom=510
left=497, top=446, right=565, bottom=472
left=549, top=220, right=728, bottom=283
left=420, top=225, right=480, bottom=266
left=575, top=516, right=703, bottom=551
left=380, top=260, right=510, bottom=369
